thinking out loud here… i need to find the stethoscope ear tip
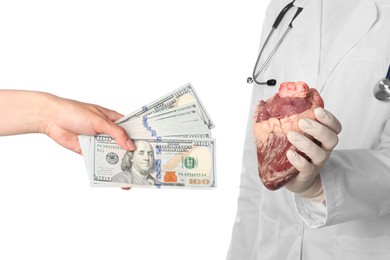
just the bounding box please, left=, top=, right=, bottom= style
left=247, top=77, right=254, bottom=84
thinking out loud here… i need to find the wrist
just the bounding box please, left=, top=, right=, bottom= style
left=35, top=92, right=61, bottom=134
left=0, top=90, right=59, bottom=136
left=297, top=175, right=325, bottom=203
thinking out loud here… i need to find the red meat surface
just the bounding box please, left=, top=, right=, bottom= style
left=253, top=81, right=324, bottom=190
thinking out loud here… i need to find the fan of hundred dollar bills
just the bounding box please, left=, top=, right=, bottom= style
left=78, top=83, right=216, bottom=189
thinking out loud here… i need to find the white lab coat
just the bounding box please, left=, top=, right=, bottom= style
left=227, top=0, right=390, bottom=259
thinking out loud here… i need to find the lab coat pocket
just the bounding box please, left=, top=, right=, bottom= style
left=255, top=214, right=280, bottom=260
left=332, top=48, right=389, bottom=106
left=335, top=48, right=389, bottom=92
left=375, top=0, right=390, bottom=5
left=336, top=235, right=390, bottom=260
left=342, top=48, right=390, bottom=64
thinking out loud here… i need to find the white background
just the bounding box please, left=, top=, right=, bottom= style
left=0, top=1, right=267, bottom=259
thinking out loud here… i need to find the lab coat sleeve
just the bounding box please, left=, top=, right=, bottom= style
left=294, top=119, right=390, bottom=228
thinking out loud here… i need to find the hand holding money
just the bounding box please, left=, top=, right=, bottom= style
left=0, top=89, right=135, bottom=153
left=79, top=83, right=216, bottom=189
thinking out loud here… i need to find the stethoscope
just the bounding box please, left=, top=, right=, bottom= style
left=247, top=0, right=303, bottom=86
left=247, top=0, right=390, bottom=101
left=374, top=66, right=390, bottom=101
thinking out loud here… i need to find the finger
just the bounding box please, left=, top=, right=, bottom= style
left=73, top=144, right=82, bottom=154
left=314, top=108, right=342, bottom=134
left=287, top=131, right=327, bottom=165
left=96, top=106, right=124, bottom=122
left=286, top=149, right=315, bottom=179
left=65, top=135, right=82, bottom=154
left=298, top=118, right=339, bottom=151
left=94, top=119, right=135, bottom=150
left=48, top=128, right=83, bottom=154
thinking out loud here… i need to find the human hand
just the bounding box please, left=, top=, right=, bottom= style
left=285, top=108, right=342, bottom=202
left=40, top=94, right=135, bottom=154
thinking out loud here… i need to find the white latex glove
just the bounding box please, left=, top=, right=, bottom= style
left=285, top=107, right=342, bottom=202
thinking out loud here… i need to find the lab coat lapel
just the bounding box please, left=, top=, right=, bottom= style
left=317, top=0, right=378, bottom=91
left=291, top=0, right=322, bottom=88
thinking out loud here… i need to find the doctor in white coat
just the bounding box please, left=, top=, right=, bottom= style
left=227, top=0, right=390, bottom=259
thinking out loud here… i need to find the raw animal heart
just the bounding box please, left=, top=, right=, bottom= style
left=253, top=81, right=324, bottom=190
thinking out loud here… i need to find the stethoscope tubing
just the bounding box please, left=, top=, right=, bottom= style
left=250, top=2, right=302, bottom=86
left=250, top=1, right=390, bottom=102
left=253, top=27, right=292, bottom=84
left=251, top=29, right=274, bottom=85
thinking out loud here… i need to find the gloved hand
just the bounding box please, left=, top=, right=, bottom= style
left=285, top=107, right=342, bottom=202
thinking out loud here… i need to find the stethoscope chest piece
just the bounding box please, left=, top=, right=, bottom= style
left=373, top=66, right=390, bottom=101
left=374, top=78, right=390, bottom=101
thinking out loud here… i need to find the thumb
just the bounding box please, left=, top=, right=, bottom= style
left=96, top=120, right=136, bottom=151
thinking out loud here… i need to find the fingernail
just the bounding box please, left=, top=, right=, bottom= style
left=299, top=118, right=313, bottom=129
left=314, top=107, right=327, bottom=119
left=287, top=131, right=302, bottom=142
left=126, top=139, right=136, bottom=150
left=286, top=149, right=295, bottom=157
left=286, top=150, right=298, bottom=161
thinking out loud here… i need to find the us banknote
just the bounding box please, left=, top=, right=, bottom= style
left=117, top=83, right=214, bottom=130
left=86, top=136, right=215, bottom=188
left=79, top=83, right=216, bottom=189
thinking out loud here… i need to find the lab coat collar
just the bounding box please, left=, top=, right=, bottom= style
left=291, top=0, right=321, bottom=88
left=293, top=0, right=310, bottom=8
left=292, top=0, right=378, bottom=90
left=317, top=0, right=378, bottom=91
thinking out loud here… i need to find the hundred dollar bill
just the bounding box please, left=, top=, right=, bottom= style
left=78, top=133, right=213, bottom=185
left=91, top=135, right=216, bottom=188
left=127, top=109, right=204, bottom=132
left=125, top=124, right=211, bottom=139
left=128, top=102, right=202, bottom=124
left=116, top=83, right=214, bottom=129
